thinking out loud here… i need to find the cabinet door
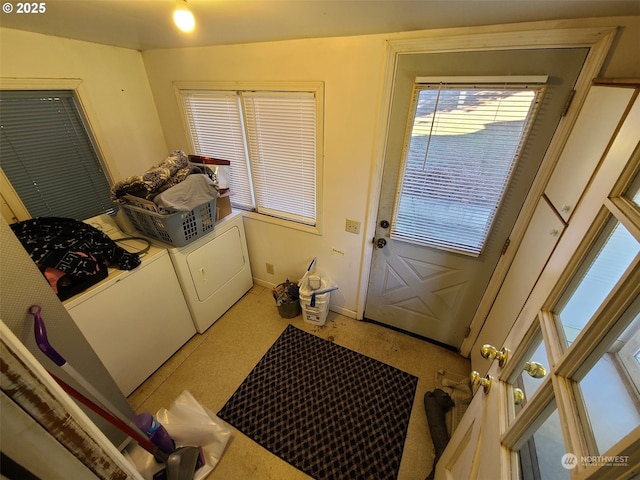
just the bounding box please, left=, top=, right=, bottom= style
left=67, top=252, right=195, bottom=395
left=545, top=86, right=633, bottom=222
left=470, top=198, right=565, bottom=375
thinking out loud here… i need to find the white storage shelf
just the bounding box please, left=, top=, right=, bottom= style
left=64, top=246, right=196, bottom=396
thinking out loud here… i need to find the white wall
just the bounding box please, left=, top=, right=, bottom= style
left=0, top=28, right=167, bottom=181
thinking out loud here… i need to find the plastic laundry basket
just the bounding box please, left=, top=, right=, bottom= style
left=121, top=198, right=217, bottom=247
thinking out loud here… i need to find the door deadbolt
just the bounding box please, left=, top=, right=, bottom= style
left=380, top=220, right=390, bottom=229
left=376, top=238, right=387, bottom=249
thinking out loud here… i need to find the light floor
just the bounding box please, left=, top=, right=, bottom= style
left=128, top=285, right=471, bottom=480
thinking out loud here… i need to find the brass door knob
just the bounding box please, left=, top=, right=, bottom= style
left=524, top=361, right=547, bottom=378
left=513, top=387, right=525, bottom=405
left=480, top=344, right=510, bottom=368
left=470, top=371, right=492, bottom=394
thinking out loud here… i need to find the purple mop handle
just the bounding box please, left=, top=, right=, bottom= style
left=28, top=305, right=144, bottom=431
left=29, top=305, right=66, bottom=366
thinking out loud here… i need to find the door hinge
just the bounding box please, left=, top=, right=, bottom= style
left=501, top=238, right=511, bottom=256
left=561, top=90, right=576, bottom=117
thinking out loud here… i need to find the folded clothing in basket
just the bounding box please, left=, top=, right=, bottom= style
left=154, top=174, right=218, bottom=213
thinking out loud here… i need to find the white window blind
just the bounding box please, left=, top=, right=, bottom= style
left=181, top=89, right=318, bottom=226
left=243, top=92, right=316, bottom=225
left=181, top=91, right=254, bottom=210
left=0, top=90, right=115, bottom=220
left=391, top=83, right=543, bottom=256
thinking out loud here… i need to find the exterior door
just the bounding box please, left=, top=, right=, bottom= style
left=364, top=48, right=588, bottom=348
left=437, top=84, right=640, bottom=480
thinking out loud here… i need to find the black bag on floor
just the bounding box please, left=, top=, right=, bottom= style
left=424, top=388, right=454, bottom=480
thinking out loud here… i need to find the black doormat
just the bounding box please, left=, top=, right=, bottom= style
left=217, top=324, right=418, bottom=480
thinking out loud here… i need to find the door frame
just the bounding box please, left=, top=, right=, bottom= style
left=358, top=21, right=617, bottom=357
left=0, top=321, right=143, bottom=479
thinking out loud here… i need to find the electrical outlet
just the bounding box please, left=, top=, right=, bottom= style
left=345, top=218, right=361, bottom=234
left=266, top=262, right=275, bottom=274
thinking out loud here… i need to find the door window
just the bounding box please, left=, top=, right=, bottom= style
left=505, top=220, right=640, bottom=475
left=517, top=402, right=570, bottom=480
left=627, top=160, right=640, bottom=208
left=576, top=303, right=640, bottom=454
left=501, top=122, right=640, bottom=476
left=618, top=312, right=640, bottom=398
left=503, top=177, right=640, bottom=479
left=512, top=331, right=550, bottom=413
left=391, top=80, right=545, bottom=256
left=555, top=219, right=639, bottom=347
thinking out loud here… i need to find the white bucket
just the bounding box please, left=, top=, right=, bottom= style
left=299, top=276, right=331, bottom=326
left=299, top=292, right=330, bottom=326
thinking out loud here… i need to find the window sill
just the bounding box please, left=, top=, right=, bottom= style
left=238, top=209, right=322, bottom=236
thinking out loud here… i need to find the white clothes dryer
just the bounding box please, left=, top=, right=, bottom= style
left=167, top=211, right=253, bottom=333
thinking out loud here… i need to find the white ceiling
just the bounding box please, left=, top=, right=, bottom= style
left=1, top=0, right=639, bottom=51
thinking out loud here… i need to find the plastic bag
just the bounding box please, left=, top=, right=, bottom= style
left=124, top=391, right=232, bottom=480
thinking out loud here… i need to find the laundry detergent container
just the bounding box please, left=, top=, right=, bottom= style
left=299, top=276, right=331, bottom=326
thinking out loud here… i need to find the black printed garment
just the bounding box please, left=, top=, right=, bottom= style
left=10, top=217, right=141, bottom=300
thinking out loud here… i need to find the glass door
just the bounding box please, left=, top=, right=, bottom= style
left=501, top=146, right=640, bottom=478
left=436, top=82, right=639, bottom=480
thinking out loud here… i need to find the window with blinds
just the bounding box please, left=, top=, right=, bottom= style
left=180, top=88, right=319, bottom=227
left=391, top=81, right=544, bottom=256
left=0, top=90, right=114, bottom=221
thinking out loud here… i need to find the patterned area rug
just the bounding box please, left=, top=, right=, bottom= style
left=217, top=324, right=418, bottom=480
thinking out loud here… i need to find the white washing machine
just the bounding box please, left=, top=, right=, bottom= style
left=167, top=211, right=253, bottom=333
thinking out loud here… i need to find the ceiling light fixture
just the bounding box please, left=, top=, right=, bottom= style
left=173, top=0, right=195, bottom=33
